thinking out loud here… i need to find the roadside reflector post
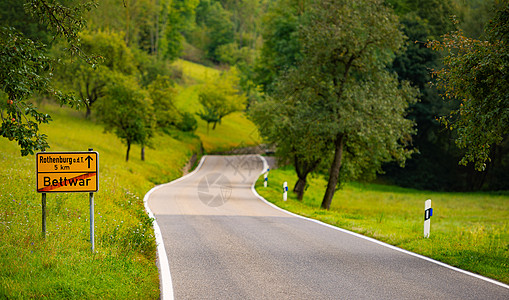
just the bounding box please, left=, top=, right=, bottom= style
left=41, top=193, right=47, bottom=238
left=424, top=199, right=432, bottom=238
left=283, top=181, right=288, bottom=201
left=264, top=168, right=269, bottom=187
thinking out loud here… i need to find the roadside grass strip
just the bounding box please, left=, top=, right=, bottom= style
left=253, top=157, right=509, bottom=286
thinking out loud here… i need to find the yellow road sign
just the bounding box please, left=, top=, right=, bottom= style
left=36, top=152, right=99, bottom=193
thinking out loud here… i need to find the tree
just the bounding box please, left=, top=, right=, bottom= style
left=250, top=70, right=332, bottom=201
left=96, top=75, right=155, bottom=162
left=196, top=67, right=246, bottom=131
left=383, top=13, right=463, bottom=191
left=0, top=0, right=96, bottom=156
left=55, top=30, right=138, bottom=118
left=271, top=0, right=417, bottom=209
left=190, top=0, right=234, bottom=62
left=427, top=3, right=509, bottom=171
left=254, top=0, right=307, bottom=93
left=159, top=0, right=199, bottom=60
left=147, top=75, right=180, bottom=128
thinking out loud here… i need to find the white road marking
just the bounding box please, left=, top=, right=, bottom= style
left=143, top=156, right=206, bottom=300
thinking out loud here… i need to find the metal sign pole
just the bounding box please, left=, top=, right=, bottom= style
left=42, top=193, right=47, bottom=238
left=90, top=192, right=95, bottom=252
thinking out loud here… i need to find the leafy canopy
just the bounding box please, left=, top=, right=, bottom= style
left=197, top=67, right=247, bottom=131
left=0, top=0, right=97, bottom=156
left=427, top=4, right=509, bottom=171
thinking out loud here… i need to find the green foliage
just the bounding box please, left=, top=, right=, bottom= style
left=427, top=4, right=509, bottom=171
left=383, top=13, right=466, bottom=191
left=159, top=0, right=199, bottom=60
left=254, top=0, right=418, bottom=208
left=382, top=0, right=509, bottom=191
left=190, top=0, right=235, bottom=62
left=254, top=0, right=305, bottom=92
left=0, top=28, right=54, bottom=155
left=196, top=67, right=247, bottom=131
left=452, top=0, right=500, bottom=39
left=0, top=0, right=98, bottom=156
left=24, top=0, right=98, bottom=61
left=147, top=75, right=181, bottom=128
left=171, top=59, right=260, bottom=151
left=386, top=0, right=456, bottom=38
left=96, top=75, right=155, bottom=162
left=176, top=111, right=198, bottom=132
left=0, top=0, right=50, bottom=44
left=134, top=48, right=177, bottom=87
left=55, top=29, right=138, bottom=118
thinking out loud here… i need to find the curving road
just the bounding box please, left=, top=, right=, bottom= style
left=147, top=155, right=509, bottom=299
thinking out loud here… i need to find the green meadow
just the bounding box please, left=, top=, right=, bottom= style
left=173, top=59, right=260, bottom=152
left=255, top=166, right=509, bottom=284
left=1, top=58, right=506, bottom=297
left=0, top=60, right=260, bottom=298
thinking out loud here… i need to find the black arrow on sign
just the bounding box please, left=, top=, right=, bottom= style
left=85, top=155, right=93, bottom=169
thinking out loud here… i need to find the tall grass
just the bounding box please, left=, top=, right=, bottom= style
left=256, top=166, right=509, bottom=284
left=0, top=103, right=200, bottom=298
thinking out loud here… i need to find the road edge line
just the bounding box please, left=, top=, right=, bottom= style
left=143, top=156, right=207, bottom=300
left=253, top=155, right=509, bottom=290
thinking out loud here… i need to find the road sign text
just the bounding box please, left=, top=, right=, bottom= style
left=36, top=152, right=99, bottom=193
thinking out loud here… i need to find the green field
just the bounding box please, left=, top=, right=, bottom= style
left=0, top=104, right=196, bottom=298
left=255, top=166, right=509, bottom=284
left=173, top=59, right=260, bottom=152
left=1, top=58, right=507, bottom=297
left=0, top=59, right=260, bottom=298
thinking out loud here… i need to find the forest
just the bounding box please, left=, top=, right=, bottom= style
left=1, top=0, right=508, bottom=192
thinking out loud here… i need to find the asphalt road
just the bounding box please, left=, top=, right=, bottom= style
left=148, top=155, right=509, bottom=299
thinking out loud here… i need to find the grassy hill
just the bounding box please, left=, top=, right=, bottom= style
left=173, top=60, right=260, bottom=152
left=0, top=60, right=260, bottom=298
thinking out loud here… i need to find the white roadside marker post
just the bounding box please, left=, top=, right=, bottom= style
left=264, top=168, right=269, bottom=187
left=424, top=199, right=433, bottom=238
left=283, top=181, right=288, bottom=201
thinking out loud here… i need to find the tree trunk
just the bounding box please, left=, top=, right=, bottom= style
left=293, top=177, right=307, bottom=201
left=293, top=154, right=320, bottom=201
left=321, top=134, right=344, bottom=210
left=85, top=105, right=91, bottom=119
left=126, top=141, right=131, bottom=162
left=141, top=146, right=145, bottom=161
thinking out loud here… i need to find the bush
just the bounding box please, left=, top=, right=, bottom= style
left=176, top=112, right=198, bottom=132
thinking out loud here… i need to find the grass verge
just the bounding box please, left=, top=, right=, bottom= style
left=255, top=166, right=509, bottom=284
left=0, top=59, right=260, bottom=298
left=0, top=104, right=200, bottom=298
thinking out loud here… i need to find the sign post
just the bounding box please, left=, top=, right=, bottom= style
left=36, top=150, right=99, bottom=251
left=90, top=192, right=95, bottom=251
left=41, top=192, right=46, bottom=238
left=283, top=182, right=288, bottom=201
